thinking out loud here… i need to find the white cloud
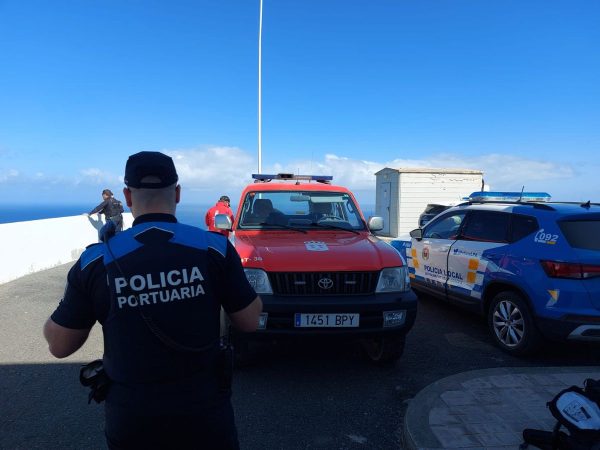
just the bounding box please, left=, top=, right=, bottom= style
left=0, top=169, right=19, bottom=183
left=77, top=168, right=122, bottom=186
left=2, top=146, right=594, bottom=203
left=258, top=150, right=599, bottom=202
left=166, top=146, right=255, bottom=191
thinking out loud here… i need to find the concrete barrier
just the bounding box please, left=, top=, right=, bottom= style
left=0, top=213, right=133, bottom=285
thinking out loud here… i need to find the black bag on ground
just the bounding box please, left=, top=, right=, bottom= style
left=521, top=378, right=600, bottom=450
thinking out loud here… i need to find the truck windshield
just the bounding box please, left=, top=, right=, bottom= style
left=238, top=191, right=366, bottom=231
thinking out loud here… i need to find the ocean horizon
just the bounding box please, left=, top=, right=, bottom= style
left=0, top=203, right=379, bottom=227
left=0, top=203, right=212, bottom=228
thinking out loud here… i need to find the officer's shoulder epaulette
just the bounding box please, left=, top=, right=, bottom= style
left=80, top=243, right=106, bottom=270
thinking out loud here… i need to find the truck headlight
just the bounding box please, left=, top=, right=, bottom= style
left=376, top=267, right=410, bottom=293
left=244, top=268, right=273, bottom=294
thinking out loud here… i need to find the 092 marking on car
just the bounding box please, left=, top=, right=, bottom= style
left=534, top=229, right=559, bottom=245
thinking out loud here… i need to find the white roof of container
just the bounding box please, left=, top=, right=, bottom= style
left=375, top=167, right=483, bottom=175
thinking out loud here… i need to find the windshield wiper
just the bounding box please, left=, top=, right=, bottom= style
left=310, top=222, right=360, bottom=235
left=257, top=222, right=307, bottom=233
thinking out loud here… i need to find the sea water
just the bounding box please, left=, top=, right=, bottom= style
left=0, top=202, right=376, bottom=227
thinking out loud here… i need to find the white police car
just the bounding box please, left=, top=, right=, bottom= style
left=391, top=192, right=600, bottom=356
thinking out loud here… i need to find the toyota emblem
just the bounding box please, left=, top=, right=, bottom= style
left=318, top=278, right=334, bottom=289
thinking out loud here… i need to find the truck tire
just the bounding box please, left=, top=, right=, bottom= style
left=488, top=291, right=542, bottom=356
left=363, top=335, right=405, bottom=365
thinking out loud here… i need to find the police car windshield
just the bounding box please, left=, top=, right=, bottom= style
left=239, top=191, right=366, bottom=231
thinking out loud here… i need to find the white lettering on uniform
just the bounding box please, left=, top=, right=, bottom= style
left=130, top=275, right=145, bottom=291
left=147, top=273, right=160, bottom=290
left=189, top=266, right=204, bottom=283
left=139, top=293, right=150, bottom=305
left=127, top=295, right=138, bottom=307
left=167, top=270, right=181, bottom=286
left=113, top=266, right=206, bottom=309
left=115, top=278, right=127, bottom=294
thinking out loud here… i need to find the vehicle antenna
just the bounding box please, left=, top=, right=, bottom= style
left=518, top=186, right=525, bottom=202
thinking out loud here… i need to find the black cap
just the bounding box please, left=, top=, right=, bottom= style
left=219, top=195, right=230, bottom=203
left=124, top=151, right=178, bottom=189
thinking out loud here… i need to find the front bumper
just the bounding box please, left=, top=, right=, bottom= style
left=247, top=290, right=418, bottom=337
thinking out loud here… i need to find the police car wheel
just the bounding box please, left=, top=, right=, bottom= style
left=488, top=292, right=541, bottom=356
left=362, top=335, right=405, bottom=365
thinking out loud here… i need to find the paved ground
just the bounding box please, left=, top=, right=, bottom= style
left=403, top=366, right=600, bottom=449
left=1, top=263, right=599, bottom=449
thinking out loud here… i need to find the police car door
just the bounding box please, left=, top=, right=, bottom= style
left=446, top=210, right=511, bottom=306
left=410, top=211, right=466, bottom=298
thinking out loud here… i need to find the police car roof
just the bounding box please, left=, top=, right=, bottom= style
left=454, top=200, right=600, bottom=216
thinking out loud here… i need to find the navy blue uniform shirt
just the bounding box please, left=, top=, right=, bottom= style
left=51, top=213, right=256, bottom=397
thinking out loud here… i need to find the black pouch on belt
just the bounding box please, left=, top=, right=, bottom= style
left=217, top=344, right=234, bottom=393
left=80, top=359, right=111, bottom=404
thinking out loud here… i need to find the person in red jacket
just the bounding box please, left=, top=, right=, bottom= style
left=205, top=195, right=234, bottom=236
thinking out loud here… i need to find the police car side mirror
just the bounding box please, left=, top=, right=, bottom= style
left=215, top=214, right=233, bottom=231
left=409, top=228, right=423, bottom=240
left=368, top=216, right=384, bottom=232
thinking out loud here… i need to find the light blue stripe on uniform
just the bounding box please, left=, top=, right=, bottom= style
left=170, top=223, right=228, bottom=257
left=80, top=244, right=105, bottom=270
left=102, top=231, right=144, bottom=265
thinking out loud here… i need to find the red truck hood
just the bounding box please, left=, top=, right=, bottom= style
left=233, top=231, right=402, bottom=272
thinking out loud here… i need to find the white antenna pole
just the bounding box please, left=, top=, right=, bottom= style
left=258, top=0, right=263, bottom=173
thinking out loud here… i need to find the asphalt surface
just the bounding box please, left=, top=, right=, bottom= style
left=1, top=264, right=599, bottom=449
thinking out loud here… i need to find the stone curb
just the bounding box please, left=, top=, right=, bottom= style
left=402, top=366, right=600, bottom=450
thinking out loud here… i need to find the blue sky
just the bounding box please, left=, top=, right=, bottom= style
left=1, top=0, right=599, bottom=207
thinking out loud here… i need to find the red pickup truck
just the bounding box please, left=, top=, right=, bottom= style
left=216, top=173, right=417, bottom=364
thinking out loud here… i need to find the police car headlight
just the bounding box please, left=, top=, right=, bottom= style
left=376, top=267, right=410, bottom=293
left=244, top=269, right=273, bottom=294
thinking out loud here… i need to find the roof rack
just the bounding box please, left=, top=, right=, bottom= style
left=252, top=173, right=333, bottom=184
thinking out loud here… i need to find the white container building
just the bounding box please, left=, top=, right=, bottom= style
left=375, top=167, right=484, bottom=237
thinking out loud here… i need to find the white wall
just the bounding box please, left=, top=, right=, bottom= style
left=0, top=214, right=133, bottom=285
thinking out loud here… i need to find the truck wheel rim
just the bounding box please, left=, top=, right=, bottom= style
left=492, top=300, right=525, bottom=348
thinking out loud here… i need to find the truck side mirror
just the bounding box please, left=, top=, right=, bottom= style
left=368, top=216, right=384, bottom=232
left=215, top=214, right=233, bottom=231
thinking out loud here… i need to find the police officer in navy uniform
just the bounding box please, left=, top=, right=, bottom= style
left=44, top=151, right=262, bottom=449
left=89, top=189, right=125, bottom=233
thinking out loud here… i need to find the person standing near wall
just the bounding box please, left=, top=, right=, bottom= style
left=205, top=195, right=234, bottom=237
left=88, top=189, right=125, bottom=233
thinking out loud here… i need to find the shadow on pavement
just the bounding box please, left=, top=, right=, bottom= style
left=0, top=363, right=105, bottom=450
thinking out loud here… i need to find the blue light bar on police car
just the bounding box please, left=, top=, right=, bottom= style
left=468, top=191, right=552, bottom=202
left=252, top=173, right=333, bottom=183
